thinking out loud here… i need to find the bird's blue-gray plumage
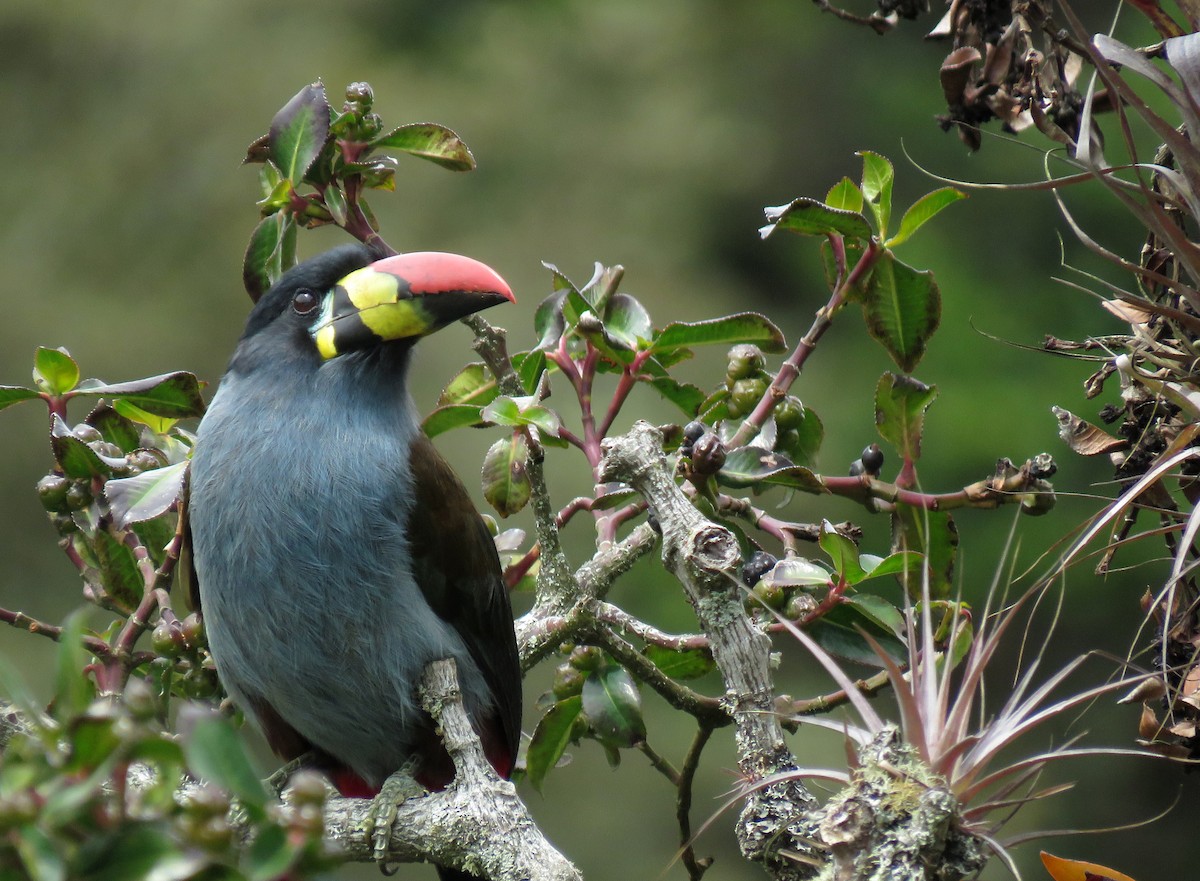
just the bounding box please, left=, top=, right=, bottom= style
left=187, top=245, right=520, bottom=791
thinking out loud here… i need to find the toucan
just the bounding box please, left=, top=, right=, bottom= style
left=186, top=244, right=522, bottom=879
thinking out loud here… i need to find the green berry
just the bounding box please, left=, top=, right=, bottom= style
left=71, top=424, right=103, bottom=444
left=729, top=378, right=768, bottom=416
left=552, top=664, right=585, bottom=700
left=36, top=474, right=71, bottom=512
left=568, top=645, right=603, bottom=672
left=774, top=396, right=804, bottom=430
left=752, top=580, right=786, bottom=611
left=726, top=344, right=766, bottom=382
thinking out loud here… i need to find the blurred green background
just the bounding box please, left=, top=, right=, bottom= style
left=0, top=2, right=1191, bottom=879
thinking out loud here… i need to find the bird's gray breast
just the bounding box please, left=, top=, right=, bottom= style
left=188, top=359, right=490, bottom=784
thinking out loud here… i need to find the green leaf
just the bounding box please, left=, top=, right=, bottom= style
left=76, top=823, right=203, bottom=881
left=182, top=714, right=267, bottom=818
left=112, top=400, right=177, bottom=435
left=891, top=504, right=958, bottom=598
left=422, top=404, right=485, bottom=437
left=652, top=313, right=785, bottom=355
left=33, top=347, right=80, bottom=395
left=819, top=239, right=866, bottom=293
left=603, top=293, right=654, bottom=350
left=534, top=290, right=568, bottom=350
left=842, top=593, right=906, bottom=638
left=643, top=645, right=715, bottom=680
left=858, top=251, right=941, bottom=373
left=371, top=122, right=476, bottom=171
left=858, top=550, right=924, bottom=585
left=765, top=557, right=831, bottom=588
left=581, top=666, right=646, bottom=749
left=243, top=213, right=287, bottom=302
left=14, top=826, right=66, bottom=881
left=808, top=606, right=905, bottom=666
left=94, top=530, right=144, bottom=608
left=858, top=151, right=894, bottom=237
left=526, top=696, right=582, bottom=793
left=825, top=177, right=864, bottom=213
left=133, top=514, right=177, bottom=567
left=50, top=415, right=111, bottom=478
left=760, top=197, right=873, bottom=240
left=343, top=157, right=398, bottom=191
left=76, top=372, right=206, bottom=419
left=245, top=824, right=298, bottom=881
left=53, top=611, right=93, bottom=721
left=819, top=520, right=865, bottom=584
left=875, top=372, right=938, bottom=465
left=774, top=406, right=823, bottom=468
left=85, top=403, right=142, bottom=452
left=590, top=483, right=638, bottom=511
left=0, top=385, right=39, bottom=411
left=717, top=446, right=826, bottom=493
left=514, top=351, right=547, bottom=395
left=323, top=183, right=349, bottom=226
left=482, top=434, right=531, bottom=517
left=437, top=362, right=498, bottom=408
left=886, top=187, right=966, bottom=247
left=104, top=461, right=188, bottom=528
left=645, top=376, right=706, bottom=417
left=269, top=81, right=330, bottom=184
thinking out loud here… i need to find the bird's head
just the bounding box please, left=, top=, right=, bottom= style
left=237, top=244, right=514, bottom=366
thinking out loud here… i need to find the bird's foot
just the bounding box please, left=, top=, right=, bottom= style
left=366, top=762, right=426, bottom=871
left=265, top=751, right=320, bottom=798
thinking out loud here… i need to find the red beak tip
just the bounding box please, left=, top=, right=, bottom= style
left=370, top=251, right=514, bottom=303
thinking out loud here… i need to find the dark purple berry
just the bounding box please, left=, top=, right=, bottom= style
left=861, top=443, right=884, bottom=475
left=741, top=550, right=777, bottom=588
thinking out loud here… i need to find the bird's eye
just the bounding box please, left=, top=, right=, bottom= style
left=292, top=289, right=318, bottom=315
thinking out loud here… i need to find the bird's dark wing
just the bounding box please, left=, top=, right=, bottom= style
left=406, top=434, right=522, bottom=767
left=178, top=468, right=202, bottom=613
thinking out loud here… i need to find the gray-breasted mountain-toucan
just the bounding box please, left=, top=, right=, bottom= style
left=187, top=244, right=522, bottom=878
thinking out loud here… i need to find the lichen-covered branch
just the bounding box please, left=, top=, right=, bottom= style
left=321, top=659, right=580, bottom=881
left=597, top=421, right=820, bottom=874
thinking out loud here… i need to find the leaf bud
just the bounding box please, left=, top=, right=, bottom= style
left=0, top=789, right=37, bottom=829
left=1020, top=490, right=1056, bottom=516
left=286, top=770, right=331, bottom=809
left=344, top=81, right=374, bottom=111
left=184, top=783, right=231, bottom=819
left=689, top=432, right=726, bottom=476
left=65, top=481, right=93, bottom=511
left=122, top=676, right=157, bottom=720
left=725, top=344, right=766, bottom=382
left=785, top=592, right=818, bottom=620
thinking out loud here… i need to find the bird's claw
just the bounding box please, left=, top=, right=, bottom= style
left=366, top=763, right=425, bottom=868
left=265, top=751, right=319, bottom=798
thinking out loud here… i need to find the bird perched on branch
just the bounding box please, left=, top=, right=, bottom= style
left=187, top=244, right=522, bottom=878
